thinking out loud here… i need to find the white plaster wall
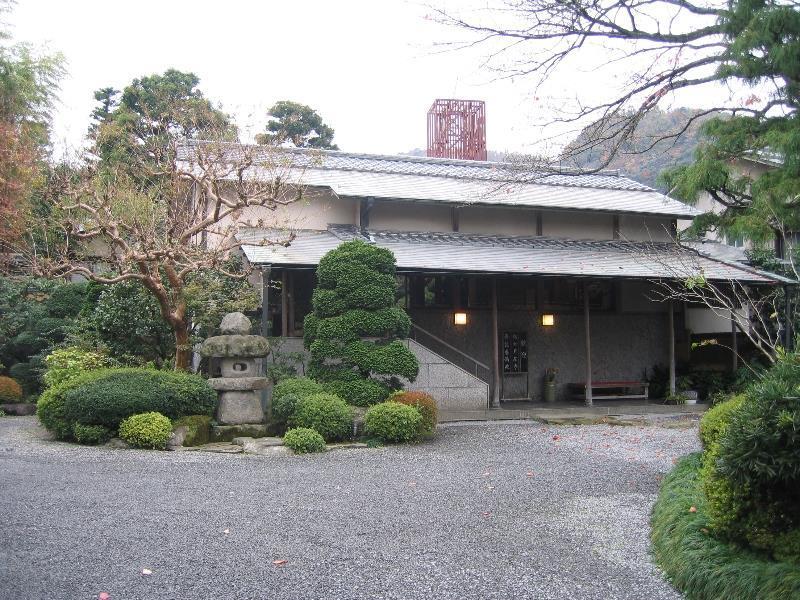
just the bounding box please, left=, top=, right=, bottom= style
left=686, top=307, right=746, bottom=334
left=619, top=216, right=674, bottom=242
left=369, top=201, right=453, bottom=232
left=458, top=206, right=538, bottom=236
left=542, top=211, right=613, bottom=239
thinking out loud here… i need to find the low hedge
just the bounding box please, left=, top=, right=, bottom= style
left=62, top=368, right=216, bottom=428
left=651, top=453, right=800, bottom=600
left=283, top=427, right=327, bottom=454
left=698, top=394, right=745, bottom=450
left=73, top=423, right=112, bottom=445
left=272, top=377, right=324, bottom=404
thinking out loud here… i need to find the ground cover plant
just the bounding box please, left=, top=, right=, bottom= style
left=303, top=240, right=418, bottom=406
left=388, top=390, right=437, bottom=436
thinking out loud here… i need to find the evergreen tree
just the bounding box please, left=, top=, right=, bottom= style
left=256, top=100, right=338, bottom=149
left=303, top=240, right=418, bottom=406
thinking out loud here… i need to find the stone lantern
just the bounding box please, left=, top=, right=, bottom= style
left=200, top=312, right=270, bottom=426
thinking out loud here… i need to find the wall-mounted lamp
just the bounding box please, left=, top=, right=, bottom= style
left=454, top=311, right=468, bottom=326
left=541, top=314, right=555, bottom=327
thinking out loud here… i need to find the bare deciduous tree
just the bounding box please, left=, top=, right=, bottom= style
left=14, top=133, right=309, bottom=370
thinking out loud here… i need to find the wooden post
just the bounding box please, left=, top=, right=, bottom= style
left=731, top=309, right=738, bottom=372
left=260, top=266, right=271, bottom=339
left=583, top=281, right=592, bottom=407
left=491, top=277, right=501, bottom=408
left=281, top=270, right=288, bottom=337
left=668, top=301, right=676, bottom=396
left=287, top=271, right=295, bottom=335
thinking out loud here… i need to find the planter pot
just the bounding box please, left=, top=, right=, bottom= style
left=543, top=382, right=557, bottom=403
left=683, top=390, right=698, bottom=405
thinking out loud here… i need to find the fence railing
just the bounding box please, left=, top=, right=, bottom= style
left=409, top=323, right=492, bottom=384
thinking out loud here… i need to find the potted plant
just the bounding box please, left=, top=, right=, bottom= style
left=676, top=375, right=698, bottom=404
left=543, top=367, right=558, bottom=403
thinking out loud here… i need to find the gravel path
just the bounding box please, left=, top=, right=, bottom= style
left=0, top=416, right=698, bottom=600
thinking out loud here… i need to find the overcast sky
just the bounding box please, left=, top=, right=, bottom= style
left=9, top=0, right=727, bottom=158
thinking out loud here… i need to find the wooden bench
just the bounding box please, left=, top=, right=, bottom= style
left=568, top=381, right=649, bottom=401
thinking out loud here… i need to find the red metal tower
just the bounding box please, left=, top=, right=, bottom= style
left=427, top=99, right=487, bottom=161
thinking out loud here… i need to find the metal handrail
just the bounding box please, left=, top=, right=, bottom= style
left=410, top=323, right=490, bottom=381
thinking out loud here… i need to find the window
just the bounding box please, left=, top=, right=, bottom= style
left=410, top=275, right=456, bottom=308
left=541, top=278, right=614, bottom=311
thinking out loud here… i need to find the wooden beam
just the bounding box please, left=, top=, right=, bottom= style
left=281, top=270, right=288, bottom=337
left=260, top=266, right=271, bottom=339
left=491, top=277, right=501, bottom=408
left=583, top=281, right=593, bottom=407
left=668, top=301, right=676, bottom=396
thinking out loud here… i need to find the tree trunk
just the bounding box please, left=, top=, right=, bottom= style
left=173, top=323, right=192, bottom=371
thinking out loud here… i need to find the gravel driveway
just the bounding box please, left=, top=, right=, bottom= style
left=0, top=416, right=698, bottom=600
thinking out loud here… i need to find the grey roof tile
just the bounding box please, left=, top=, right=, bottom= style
left=239, top=227, right=780, bottom=284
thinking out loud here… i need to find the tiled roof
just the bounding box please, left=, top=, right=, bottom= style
left=239, top=226, right=781, bottom=283
left=179, top=141, right=699, bottom=218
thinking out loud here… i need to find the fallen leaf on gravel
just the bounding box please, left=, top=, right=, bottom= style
left=482, top=471, right=491, bottom=476
left=481, top=511, right=492, bottom=518
left=486, top=485, right=494, bottom=490
left=689, top=506, right=697, bottom=513
left=98, top=593, right=110, bottom=600
left=526, top=472, right=534, bottom=477
left=272, top=560, right=288, bottom=566
left=223, top=529, right=230, bottom=535
left=408, top=482, right=417, bottom=487
left=552, top=435, right=561, bottom=441
left=141, top=569, right=152, bottom=576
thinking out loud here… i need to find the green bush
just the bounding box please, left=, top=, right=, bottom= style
left=322, top=378, right=390, bottom=407
left=271, top=393, right=300, bottom=428
left=364, top=401, right=422, bottom=443
left=272, top=377, right=324, bottom=404
left=652, top=453, right=800, bottom=600
left=43, top=347, right=117, bottom=388
left=72, top=423, right=112, bottom=445
left=172, top=415, right=212, bottom=447
left=37, top=370, right=108, bottom=440
left=62, top=368, right=216, bottom=429
left=699, top=394, right=746, bottom=450
left=389, top=390, right=438, bottom=435
left=292, top=392, right=353, bottom=442
left=0, top=376, right=23, bottom=403
left=8, top=361, right=39, bottom=396
left=119, top=412, right=173, bottom=449
left=283, top=427, right=327, bottom=454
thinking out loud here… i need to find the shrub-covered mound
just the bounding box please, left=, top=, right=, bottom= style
left=0, top=376, right=23, bottom=403
left=271, top=377, right=324, bottom=430
left=651, top=453, right=800, bottom=599
left=389, top=390, right=437, bottom=435
left=119, top=412, right=173, bottom=449
left=364, top=401, right=422, bottom=443
left=283, top=427, right=327, bottom=454
left=62, top=368, right=216, bottom=429
left=38, top=368, right=216, bottom=440
left=292, top=392, right=353, bottom=442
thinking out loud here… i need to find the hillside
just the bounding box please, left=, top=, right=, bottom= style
left=562, top=108, right=713, bottom=190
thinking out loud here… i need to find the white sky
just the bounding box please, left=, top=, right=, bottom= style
left=9, top=0, right=732, bottom=158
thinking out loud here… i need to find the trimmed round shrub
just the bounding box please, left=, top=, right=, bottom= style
left=8, top=362, right=39, bottom=396
left=364, top=401, right=422, bottom=443
left=292, top=392, right=353, bottom=442
left=272, top=377, right=324, bottom=404
left=389, top=390, right=438, bottom=435
left=43, top=347, right=117, bottom=388
left=73, top=423, right=112, bottom=445
left=283, top=427, right=327, bottom=454
left=62, top=368, right=216, bottom=429
left=0, top=376, right=23, bottom=403
left=172, top=415, right=212, bottom=447
left=699, top=393, right=745, bottom=450
left=119, top=412, right=173, bottom=449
